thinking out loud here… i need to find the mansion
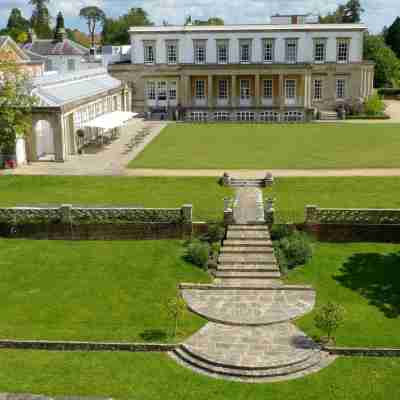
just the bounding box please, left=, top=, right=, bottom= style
left=109, top=21, right=374, bottom=122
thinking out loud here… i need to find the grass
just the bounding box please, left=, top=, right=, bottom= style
left=286, top=242, right=400, bottom=347
left=0, top=351, right=399, bottom=399
left=129, top=123, right=400, bottom=169
left=264, top=177, right=400, bottom=222
left=0, top=176, right=232, bottom=221
left=0, top=239, right=210, bottom=342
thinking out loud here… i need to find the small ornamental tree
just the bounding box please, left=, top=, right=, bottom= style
left=0, top=62, right=37, bottom=158
left=314, top=302, right=345, bottom=344
left=165, top=295, right=187, bottom=338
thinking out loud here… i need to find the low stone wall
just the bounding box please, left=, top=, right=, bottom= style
left=0, top=339, right=176, bottom=352
left=323, top=346, right=400, bottom=357
left=0, top=204, right=194, bottom=240
left=305, top=205, right=400, bottom=225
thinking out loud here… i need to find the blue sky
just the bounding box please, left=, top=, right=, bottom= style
left=0, top=0, right=397, bottom=35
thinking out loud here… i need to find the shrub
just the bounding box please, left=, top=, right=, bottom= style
left=200, top=222, right=225, bottom=244
left=377, top=88, right=400, bottom=97
left=185, top=240, right=210, bottom=268
left=314, top=302, right=345, bottom=344
left=364, top=93, right=386, bottom=116
left=270, top=224, right=292, bottom=241
left=278, top=231, right=313, bottom=269
left=273, top=244, right=288, bottom=276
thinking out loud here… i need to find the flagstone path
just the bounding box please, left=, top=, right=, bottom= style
left=169, top=182, right=335, bottom=382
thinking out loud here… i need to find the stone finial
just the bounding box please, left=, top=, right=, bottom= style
left=222, top=172, right=231, bottom=186
left=264, top=172, right=274, bottom=187
left=305, top=205, right=318, bottom=223
left=60, top=204, right=73, bottom=223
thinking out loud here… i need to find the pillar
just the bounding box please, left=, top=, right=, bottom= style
left=181, top=75, right=190, bottom=107
left=208, top=75, right=213, bottom=108
left=231, top=75, right=237, bottom=107
left=278, top=74, right=284, bottom=109
left=304, top=71, right=312, bottom=108
left=254, top=74, right=260, bottom=107
left=53, top=113, right=66, bottom=162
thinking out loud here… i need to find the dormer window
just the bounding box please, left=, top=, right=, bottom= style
left=144, top=41, right=156, bottom=64
left=313, top=39, right=326, bottom=63
left=239, top=40, right=251, bottom=63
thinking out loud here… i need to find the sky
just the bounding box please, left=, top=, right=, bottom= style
left=0, top=0, right=397, bottom=35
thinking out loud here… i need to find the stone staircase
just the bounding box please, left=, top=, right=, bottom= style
left=229, top=178, right=266, bottom=188
left=170, top=184, right=333, bottom=382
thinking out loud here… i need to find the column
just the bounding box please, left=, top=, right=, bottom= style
left=182, top=75, right=191, bottom=107
left=304, top=71, right=312, bottom=108
left=254, top=74, right=260, bottom=107
left=208, top=75, right=213, bottom=108
left=327, top=68, right=336, bottom=104
left=231, top=75, right=237, bottom=107
left=278, top=74, right=284, bottom=109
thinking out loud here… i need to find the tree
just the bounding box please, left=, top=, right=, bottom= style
left=385, top=17, right=400, bottom=59
left=364, top=33, right=400, bottom=87
left=0, top=62, right=37, bottom=159
left=7, top=8, right=30, bottom=31
left=102, top=8, right=153, bottom=45
left=319, top=0, right=364, bottom=23
left=314, top=302, right=345, bottom=343
left=29, top=0, right=52, bottom=39
left=193, top=17, right=224, bottom=26
left=79, top=6, right=106, bottom=49
left=165, top=295, right=186, bottom=338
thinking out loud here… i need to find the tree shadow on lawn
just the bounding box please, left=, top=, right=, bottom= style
left=335, top=252, right=400, bottom=319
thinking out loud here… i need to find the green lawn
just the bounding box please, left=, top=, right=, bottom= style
left=129, top=123, right=400, bottom=169
left=286, top=242, right=400, bottom=347
left=265, top=177, right=400, bottom=222
left=0, top=176, right=231, bottom=221
left=0, top=240, right=210, bottom=342
left=0, top=351, right=399, bottom=400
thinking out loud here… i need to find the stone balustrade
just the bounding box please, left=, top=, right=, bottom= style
left=305, top=205, right=400, bottom=225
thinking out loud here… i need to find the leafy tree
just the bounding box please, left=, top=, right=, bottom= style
left=29, top=0, right=52, bottom=39
left=320, top=0, right=364, bottom=23
left=0, top=62, right=37, bottom=157
left=364, top=33, right=400, bottom=87
left=385, top=17, right=400, bottom=59
left=7, top=8, right=30, bottom=31
left=79, top=6, right=106, bottom=49
left=165, top=295, right=186, bottom=338
left=314, top=302, right=345, bottom=343
left=364, top=93, right=386, bottom=116
left=66, top=29, right=91, bottom=48
left=193, top=17, right=225, bottom=25
left=102, top=8, right=153, bottom=45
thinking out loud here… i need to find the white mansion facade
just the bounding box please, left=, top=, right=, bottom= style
left=109, top=22, right=374, bottom=122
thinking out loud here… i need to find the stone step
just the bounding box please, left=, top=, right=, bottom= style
left=213, top=278, right=284, bottom=287
left=171, top=346, right=322, bottom=380
left=221, top=246, right=274, bottom=254
left=223, top=239, right=273, bottom=247
left=218, top=253, right=277, bottom=264
left=229, top=225, right=270, bottom=231
left=213, top=270, right=281, bottom=279
left=217, top=264, right=279, bottom=272
left=227, top=231, right=270, bottom=240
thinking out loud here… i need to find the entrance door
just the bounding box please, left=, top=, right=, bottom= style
left=285, top=79, right=297, bottom=106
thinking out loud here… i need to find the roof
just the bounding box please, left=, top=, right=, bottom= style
left=129, top=23, right=367, bottom=33
left=33, top=68, right=122, bottom=106
left=0, top=35, right=30, bottom=61
left=0, top=36, right=8, bottom=47
left=22, top=39, right=89, bottom=57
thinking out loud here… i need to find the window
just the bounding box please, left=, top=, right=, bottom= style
left=157, top=81, right=167, bottom=100
left=263, top=39, right=274, bottom=63
left=285, top=79, right=296, bottom=99
left=285, top=39, right=298, bottom=63
left=314, top=40, right=326, bottom=63
left=240, top=79, right=251, bottom=99
left=144, top=43, right=155, bottom=64
left=194, top=41, right=206, bottom=64
left=337, top=39, right=349, bottom=63
left=218, top=79, right=228, bottom=99
left=336, top=79, right=346, bottom=99
left=240, top=41, right=251, bottom=63
left=166, top=42, right=177, bottom=64
left=263, top=79, right=273, bottom=98
left=313, top=79, right=323, bottom=100
left=168, top=81, right=177, bottom=100
left=146, top=81, right=156, bottom=100
left=217, top=42, right=229, bottom=64
left=195, top=80, right=206, bottom=99
left=67, top=59, right=76, bottom=71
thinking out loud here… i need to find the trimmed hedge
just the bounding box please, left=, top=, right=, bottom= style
left=346, top=114, right=391, bottom=120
